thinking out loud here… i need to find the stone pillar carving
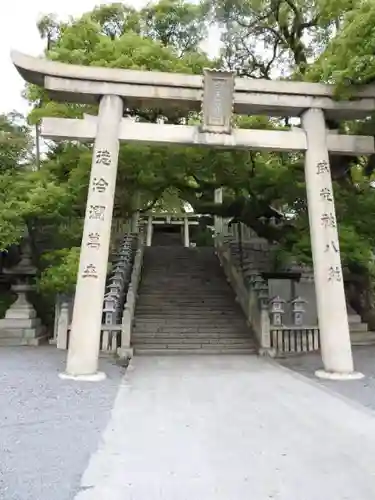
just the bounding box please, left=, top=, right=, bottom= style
left=146, top=215, right=153, bottom=247
left=301, top=108, right=363, bottom=379
left=184, top=216, right=190, bottom=247
left=62, top=94, right=124, bottom=380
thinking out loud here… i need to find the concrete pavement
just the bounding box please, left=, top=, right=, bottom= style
left=74, top=355, right=375, bottom=500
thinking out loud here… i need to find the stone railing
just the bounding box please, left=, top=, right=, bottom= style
left=51, top=231, right=141, bottom=352
left=215, top=237, right=272, bottom=352
left=215, top=234, right=321, bottom=357
left=268, top=296, right=320, bottom=355
left=117, top=241, right=144, bottom=358
left=270, top=327, right=320, bottom=355
left=52, top=294, right=73, bottom=350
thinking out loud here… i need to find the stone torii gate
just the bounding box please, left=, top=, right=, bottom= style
left=11, top=51, right=375, bottom=381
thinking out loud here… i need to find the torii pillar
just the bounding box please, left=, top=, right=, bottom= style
left=60, top=95, right=124, bottom=381
left=302, top=108, right=363, bottom=380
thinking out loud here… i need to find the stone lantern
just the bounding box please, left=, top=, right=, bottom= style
left=107, top=282, right=121, bottom=298
left=112, top=265, right=125, bottom=276
left=113, top=262, right=126, bottom=273
left=252, top=275, right=264, bottom=290
left=269, top=296, right=286, bottom=326
left=257, top=284, right=269, bottom=310
left=291, top=296, right=307, bottom=326
left=109, top=274, right=123, bottom=289
left=0, top=234, right=45, bottom=345
left=103, top=292, right=118, bottom=325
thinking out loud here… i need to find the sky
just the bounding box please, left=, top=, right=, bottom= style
left=0, top=0, right=217, bottom=117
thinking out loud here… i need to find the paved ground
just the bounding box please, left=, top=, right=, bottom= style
left=75, top=354, right=375, bottom=500
left=3, top=348, right=375, bottom=500
left=280, top=346, right=375, bottom=411
left=0, top=346, right=124, bottom=500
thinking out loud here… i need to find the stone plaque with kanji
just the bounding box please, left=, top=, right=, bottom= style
left=201, top=69, right=235, bottom=134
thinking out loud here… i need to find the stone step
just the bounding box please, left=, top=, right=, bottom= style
left=348, top=314, right=364, bottom=324
left=135, top=306, right=241, bottom=312
left=132, top=336, right=253, bottom=344
left=135, top=308, right=243, bottom=313
left=136, top=299, right=235, bottom=304
left=0, top=335, right=48, bottom=346
left=134, top=245, right=256, bottom=355
left=139, top=286, right=232, bottom=291
left=133, top=327, right=250, bottom=334
left=0, top=330, right=26, bottom=339
left=133, top=347, right=257, bottom=355
left=134, top=315, right=248, bottom=324
left=133, top=342, right=255, bottom=350
left=134, top=315, right=247, bottom=322
left=135, top=314, right=244, bottom=320
left=136, top=298, right=237, bottom=303
left=0, top=338, right=32, bottom=346
left=142, top=282, right=226, bottom=285
left=139, top=287, right=233, bottom=292
left=0, top=328, right=47, bottom=340
left=134, top=313, right=246, bottom=327
left=140, top=287, right=234, bottom=296
left=134, top=310, right=244, bottom=316
left=136, top=298, right=237, bottom=304
left=133, top=328, right=249, bottom=335
left=351, top=331, right=375, bottom=345
left=349, top=322, right=368, bottom=333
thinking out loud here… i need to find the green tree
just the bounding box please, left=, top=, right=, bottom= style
left=9, top=0, right=375, bottom=326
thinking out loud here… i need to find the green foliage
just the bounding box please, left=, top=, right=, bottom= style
left=0, top=113, right=36, bottom=250
left=142, top=0, right=208, bottom=54
left=3, top=0, right=375, bottom=305
left=38, top=247, right=80, bottom=295
left=306, top=1, right=375, bottom=94
left=0, top=112, right=34, bottom=172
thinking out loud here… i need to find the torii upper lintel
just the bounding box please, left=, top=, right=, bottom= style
left=10, top=50, right=375, bottom=119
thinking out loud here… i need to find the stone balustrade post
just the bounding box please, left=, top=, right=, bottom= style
left=184, top=215, right=190, bottom=247
left=214, top=188, right=223, bottom=237
left=258, top=287, right=271, bottom=350
left=56, top=298, right=70, bottom=350
left=146, top=216, right=153, bottom=247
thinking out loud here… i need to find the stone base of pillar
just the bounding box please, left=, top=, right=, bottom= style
left=117, top=347, right=133, bottom=359
left=315, top=369, right=364, bottom=381
left=59, top=371, right=106, bottom=382
left=0, top=302, right=48, bottom=346
left=258, top=347, right=277, bottom=358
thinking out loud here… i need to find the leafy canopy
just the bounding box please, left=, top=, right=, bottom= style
left=3, top=0, right=375, bottom=306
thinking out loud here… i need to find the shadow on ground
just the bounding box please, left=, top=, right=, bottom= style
left=0, top=346, right=123, bottom=500
left=279, top=346, right=375, bottom=412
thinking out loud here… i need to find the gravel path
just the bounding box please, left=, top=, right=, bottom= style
left=0, top=346, right=123, bottom=500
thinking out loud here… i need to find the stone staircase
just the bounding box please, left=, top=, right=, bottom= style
left=349, top=312, right=375, bottom=346
left=132, top=246, right=257, bottom=355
